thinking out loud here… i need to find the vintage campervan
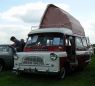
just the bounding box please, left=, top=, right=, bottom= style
left=13, top=4, right=91, bottom=79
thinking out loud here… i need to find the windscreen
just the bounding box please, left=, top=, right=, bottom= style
left=26, top=33, right=64, bottom=47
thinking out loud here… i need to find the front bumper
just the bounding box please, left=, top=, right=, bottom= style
left=13, top=62, right=60, bottom=73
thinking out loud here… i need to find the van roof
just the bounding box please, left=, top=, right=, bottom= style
left=39, top=4, right=85, bottom=36
left=28, top=28, right=73, bottom=35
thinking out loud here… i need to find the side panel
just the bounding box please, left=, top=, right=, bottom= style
left=75, top=37, right=91, bottom=67
left=59, top=57, right=67, bottom=70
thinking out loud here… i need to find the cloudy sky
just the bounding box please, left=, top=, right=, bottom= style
left=0, top=0, right=95, bottom=44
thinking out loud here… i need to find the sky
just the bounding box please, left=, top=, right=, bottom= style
left=0, top=0, right=95, bottom=44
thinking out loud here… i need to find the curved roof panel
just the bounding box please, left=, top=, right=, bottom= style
left=39, top=4, right=85, bottom=36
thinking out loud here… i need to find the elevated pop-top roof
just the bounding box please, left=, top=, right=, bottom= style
left=39, top=4, right=85, bottom=36
left=28, top=28, right=73, bottom=35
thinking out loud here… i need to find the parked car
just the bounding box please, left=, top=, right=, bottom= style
left=0, top=45, right=15, bottom=72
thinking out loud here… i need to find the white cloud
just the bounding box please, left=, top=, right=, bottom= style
left=0, top=2, right=70, bottom=44
left=1, top=3, right=45, bottom=23
left=0, top=2, right=70, bottom=23
left=1, top=1, right=95, bottom=45
left=0, top=24, right=31, bottom=44
left=80, top=16, right=95, bottom=44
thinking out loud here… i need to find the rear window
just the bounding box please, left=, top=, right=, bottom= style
left=0, top=46, right=8, bottom=52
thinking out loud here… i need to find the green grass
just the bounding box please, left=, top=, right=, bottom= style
left=0, top=55, right=95, bottom=86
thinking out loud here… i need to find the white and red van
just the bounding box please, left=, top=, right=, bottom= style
left=13, top=27, right=91, bottom=79
left=13, top=4, right=92, bottom=79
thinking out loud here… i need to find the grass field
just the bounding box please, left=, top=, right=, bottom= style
left=0, top=55, right=95, bottom=86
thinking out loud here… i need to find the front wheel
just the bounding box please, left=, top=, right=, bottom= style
left=58, top=67, right=66, bottom=79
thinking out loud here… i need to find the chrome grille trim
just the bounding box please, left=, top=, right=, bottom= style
left=22, top=56, right=44, bottom=65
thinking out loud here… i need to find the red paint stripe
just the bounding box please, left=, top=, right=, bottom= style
left=24, top=46, right=64, bottom=52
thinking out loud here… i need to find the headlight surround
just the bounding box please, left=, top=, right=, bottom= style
left=14, top=54, right=19, bottom=60
left=50, top=53, right=57, bottom=61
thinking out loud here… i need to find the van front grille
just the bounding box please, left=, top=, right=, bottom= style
left=23, top=56, right=44, bottom=65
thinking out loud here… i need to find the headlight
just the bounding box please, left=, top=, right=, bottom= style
left=14, top=54, right=19, bottom=60
left=50, top=53, right=57, bottom=61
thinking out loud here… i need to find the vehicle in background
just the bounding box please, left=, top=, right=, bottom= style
left=89, top=46, right=94, bottom=55
left=92, top=46, right=95, bottom=54
left=0, top=45, right=15, bottom=72
left=13, top=4, right=92, bottom=79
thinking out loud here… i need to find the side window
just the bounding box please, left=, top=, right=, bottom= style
left=86, top=37, right=90, bottom=46
left=76, top=37, right=83, bottom=49
left=82, top=37, right=87, bottom=47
